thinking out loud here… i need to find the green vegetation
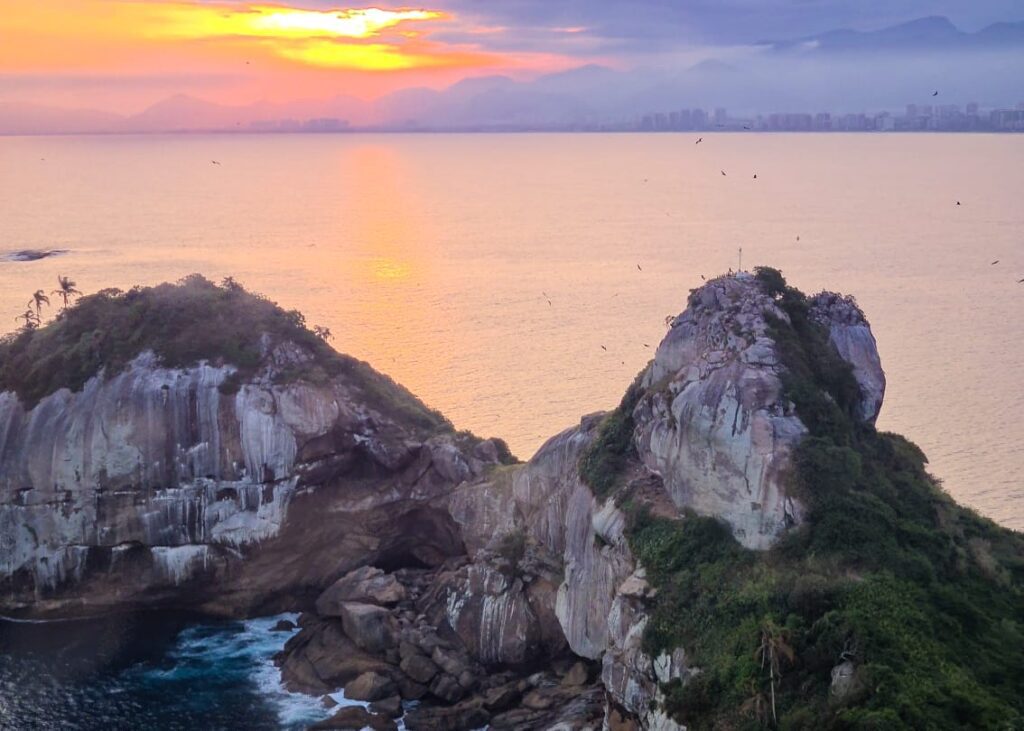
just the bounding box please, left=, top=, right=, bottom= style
left=586, top=267, right=1024, bottom=730
left=0, top=275, right=450, bottom=433
left=578, top=369, right=647, bottom=499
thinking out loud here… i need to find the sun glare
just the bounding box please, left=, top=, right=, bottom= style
left=251, top=7, right=444, bottom=38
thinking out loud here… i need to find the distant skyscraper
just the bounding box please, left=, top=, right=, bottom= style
left=714, top=108, right=727, bottom=125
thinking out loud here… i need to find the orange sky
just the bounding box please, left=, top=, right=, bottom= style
left=0, top=1, right=583, bottom=112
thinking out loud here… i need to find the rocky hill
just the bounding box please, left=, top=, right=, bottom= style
left=1, top=270, right=1021, bottom=730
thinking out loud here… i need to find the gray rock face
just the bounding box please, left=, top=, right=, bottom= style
left=0, top=343, right=496, bottom=618
left=635, top=273, right=807, bottom=550
left=810, top=291, right=886, bottom=424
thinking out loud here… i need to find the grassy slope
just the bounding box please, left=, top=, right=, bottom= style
left=0, top=275, right=450, bottom=434
left=580, top=269, right=1024, bottom=730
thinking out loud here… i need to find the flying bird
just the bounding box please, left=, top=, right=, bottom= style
left=643, top=344, right=650, bottom=348
left=721, top=170, right=727, bottom=176
left=956, top=201, right=961, bottom=206
left=700, top=274, right=706, bottom=281
left=695, top=137, right=703, bottom=144
left=753, top=174, right=757, bottom=179
left=743, top=125, right=751, bottom=130
left=600, top=345, right=607, bottom=351
left=1017, top=278, right=1024, bottom=283
left=796, top=236, right=801, bottom=241
left=211, top=160, right=221, bottom=165
left=637, top=264, right=642, bottom=271
left=932, top=90, right=939, bottom=96
left=991, top=260, right=1000, bottom=265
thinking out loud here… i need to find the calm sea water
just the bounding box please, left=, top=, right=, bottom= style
left=0, top=132, right=1021, bottom=534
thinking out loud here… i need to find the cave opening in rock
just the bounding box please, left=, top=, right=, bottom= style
left=371, top=506, right=467, bottom=571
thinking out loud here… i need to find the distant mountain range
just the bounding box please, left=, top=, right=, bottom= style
left=767, top=15, right=1024, bottom=53
left=1, top=16, right=1021, bottom=135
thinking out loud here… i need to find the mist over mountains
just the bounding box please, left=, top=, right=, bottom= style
left=2, top=16, right=1021, bottom=135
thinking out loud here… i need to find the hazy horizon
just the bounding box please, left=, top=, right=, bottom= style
left=2, top=4, right=1023, bottom=134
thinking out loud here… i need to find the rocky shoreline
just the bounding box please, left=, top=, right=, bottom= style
left=279, top=564, right=606, bottom=730
left=6, top=269, right=965, bottom=730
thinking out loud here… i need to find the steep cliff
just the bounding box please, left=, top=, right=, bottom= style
left=0, top=277, right=507, bottom=618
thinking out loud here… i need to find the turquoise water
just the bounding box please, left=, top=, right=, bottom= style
left=0, top=613, right=332, bottom=730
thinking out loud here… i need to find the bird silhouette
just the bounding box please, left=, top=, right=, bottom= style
left=743, top=125, right=751, bottom=130
left=700, top=274, right=706, bottom=281
left=695, top=137, right=703, bottom=144
left=1018, top=278, right=1024, bottom=283
left=643, top=343, right=650, bottom=348
left=932, top=90, right=939, bottom=96
left=956, top=201, right=961, bottom=206
left=753, top=173, right=757, bottom=179
left=637, top=264, right=642, bottom=271
left=211, top=160, right=221, bottom=165
left=600, top=345, right=607, bottom=351
left=992, top=260, right=1000, bottom=265
left=796, top=236, right=801, bottom=241
left=721, top=170, right=727, bottom=176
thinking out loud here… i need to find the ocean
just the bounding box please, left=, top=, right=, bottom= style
left=0, top=131, right=1021, bottom=728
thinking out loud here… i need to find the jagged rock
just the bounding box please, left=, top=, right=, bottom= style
left=400, top=652, right=439, bottom=684
left=344, top=671, right=396, bottom=702
left=482, top=681, right=522, bottom=711
left=311, top=706, right=397, bottom=731
left=396, top=675, right=429, bottom=700
left=316, top=567, right=407, bottom=614
left=271, top=618, right=297, bottom=632
left=369, top=695, right=403, bottom=718
left=430, top=646, right=469, bottom=678
left=562, top=660, right=589, bottom=687
left=339, top=602, right=398, bottom=654
left=424, top=560, right=552, bottom=666
left=635, top=273, right=808, bottom=550
left=404, top=698, right=490, bottom=731
left=830, top=660, right=860, bottom=701
left=809, top=291, right=886, bottom=424
left=276, top=617, right=394, bottom=695
left=429, top=672, right=467, bottom=703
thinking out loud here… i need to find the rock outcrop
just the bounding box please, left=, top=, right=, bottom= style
left=1, top=271, right=888, bottom=729
left=0, top=341, right=501, bottom=618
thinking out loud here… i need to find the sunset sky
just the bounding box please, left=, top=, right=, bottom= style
left=0, top=1, right=1020, bottom=114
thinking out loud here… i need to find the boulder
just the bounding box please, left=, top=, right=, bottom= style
left=276, top=617, right=394, bottom=695
left=400, top=652, right=439, bottom=684
left=339, top=602, right=398, bottom=654
left=311, top=706, right=397, bottom=731
left=271, top=619, right=297, bottom=632
left=561, top=660, right=589, bottom=687
left=316, top=567, right=407, bottom=615
left=429, top=673, right=467, bottom=703
left=404, top=698, right=490, bottom=731
left=344, top=671, right=397, bottom=702
left=369, top=695, right=403, bottom=718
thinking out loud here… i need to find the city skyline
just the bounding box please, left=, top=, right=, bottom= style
left=1, top=5, right=1023, bottom=134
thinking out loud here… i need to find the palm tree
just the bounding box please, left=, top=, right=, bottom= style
left=754, top=620, right=795, bottom=726
left=15, top=308, right=40, bottom=331
left=52, top=275, right=81, bottom=310
left=27, top=289, right=50, bottom=320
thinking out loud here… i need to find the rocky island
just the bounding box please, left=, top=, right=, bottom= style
left=1, top=270, right=1021, bottom=730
